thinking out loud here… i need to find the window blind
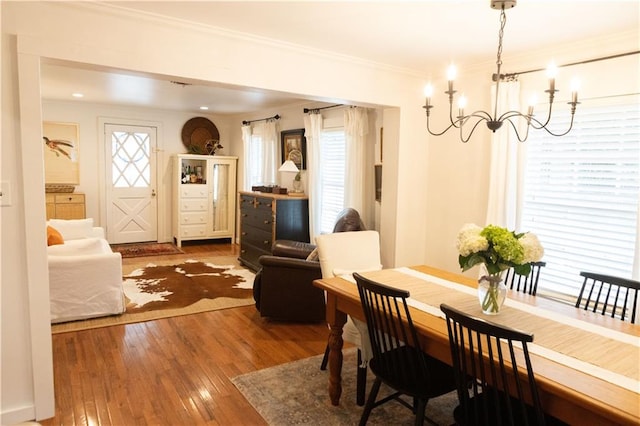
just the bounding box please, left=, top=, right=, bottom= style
left=319, top=128, right=346, bottom=234
left=521, top=98, right=640, bottom=300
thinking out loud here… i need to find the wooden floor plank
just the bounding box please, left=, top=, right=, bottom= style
left=41, top=243, right=329, bottom=425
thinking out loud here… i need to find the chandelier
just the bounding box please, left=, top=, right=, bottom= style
left=422, top=0, right=579, bottom=143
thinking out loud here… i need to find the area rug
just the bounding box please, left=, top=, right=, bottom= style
left=51, top=259, right=255, bottom=334
left=232, top=348, right=457, bottom=426
left=110, top=242, right=184, bottom=258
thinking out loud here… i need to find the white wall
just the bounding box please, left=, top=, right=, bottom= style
left=41, top=100, right=235, bottom=242
left=1, top=0, right=637, bottom=422
left=1, top=2, right=418, bottom=421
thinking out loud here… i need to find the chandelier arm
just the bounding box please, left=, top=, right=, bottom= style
left=448, top=102, right=462, bottom=129
left=497, top=110, right=529, bottom=121
left=503, top=117, right=531, bottom=143
left=459, top=117, right=490, bottom=143
left=468, top=110, right=494, bottom=121
left=528, top=112, right=576, bottom=137
left=425, top=115, right=463, bottom=137
left=529, top=94, right=557, bottom=129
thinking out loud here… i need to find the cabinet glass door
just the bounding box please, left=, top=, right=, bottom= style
left=211, top=163, right=230, bottom=232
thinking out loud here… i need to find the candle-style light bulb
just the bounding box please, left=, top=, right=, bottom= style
left=527, top=94, right=538, bottom=116
left=546, top=61, right=558, bottom=92
left=424, top=83, right=434, bottom=107
left=447, top=64, right=457, bottom=93
left=447, top=64, right=457, bottom=81
left=457, top=94, right=467, bottom=117
left=570, top=78, right=580, bottom=103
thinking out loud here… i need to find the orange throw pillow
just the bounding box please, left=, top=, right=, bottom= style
left=47, top=226, right=64, bottom=246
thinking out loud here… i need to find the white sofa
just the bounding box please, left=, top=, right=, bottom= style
left=47, top=219, right=125, bottom=323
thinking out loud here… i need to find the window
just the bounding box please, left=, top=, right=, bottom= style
left=521, top=97, right=640, bottom=300
left=248, top=129, right=265, bottom=187
left=319, top=128, right=346, bottom=233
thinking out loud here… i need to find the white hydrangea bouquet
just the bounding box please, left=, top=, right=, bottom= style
left=456, top=223, right=544, bottom=312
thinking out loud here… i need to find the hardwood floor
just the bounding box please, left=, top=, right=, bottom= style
left=40, top=242, right=330, bottom=426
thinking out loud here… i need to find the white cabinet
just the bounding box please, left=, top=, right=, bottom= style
left=173, top=154, right=237, bottom=247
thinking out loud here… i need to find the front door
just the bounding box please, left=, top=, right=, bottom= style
left=105, top=124, right=157, bottom=244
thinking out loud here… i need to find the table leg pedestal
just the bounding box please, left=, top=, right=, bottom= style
left=325, top=294, right=347, bottom=406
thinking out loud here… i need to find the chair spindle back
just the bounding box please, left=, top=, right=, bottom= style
left=441, top=303, right=546, bottom=426
left=576, top=271, right=639, bottom=323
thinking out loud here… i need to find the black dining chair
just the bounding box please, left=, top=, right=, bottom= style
left=440, top=303, right=567, bottom=426
left=576, top=271, right=639, bottom=323
left=353, top=272, right=457, bottom=426
left=504, top=261, right=546, bottom=295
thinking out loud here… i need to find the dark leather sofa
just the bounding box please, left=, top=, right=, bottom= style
left=252, top=208, right=365, bottom=322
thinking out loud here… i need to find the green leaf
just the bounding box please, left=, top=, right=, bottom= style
left=513, top=263, right=532, bottom=276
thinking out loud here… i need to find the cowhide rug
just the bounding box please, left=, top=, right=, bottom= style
left=123, top=260, right=255, bottom=313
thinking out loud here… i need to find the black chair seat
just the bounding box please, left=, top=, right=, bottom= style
left=370, top=346, right=455, bottom=398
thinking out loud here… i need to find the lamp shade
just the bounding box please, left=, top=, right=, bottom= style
left=278, top=160, right=299, bottom=173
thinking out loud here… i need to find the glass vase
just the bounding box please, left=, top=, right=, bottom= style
left=477, top=274, right=506, bottom=315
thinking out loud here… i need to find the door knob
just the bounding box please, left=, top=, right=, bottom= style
left=151, top=189, right=156, bottom=197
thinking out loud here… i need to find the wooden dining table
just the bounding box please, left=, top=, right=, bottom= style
left=314, top=265, right=640, bottom=426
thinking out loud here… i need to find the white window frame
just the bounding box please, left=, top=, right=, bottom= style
left=521, top=95, right=640, bottom=302
left=318, top=126, right=346, bottom=234
left=248, top=127, right=264, bottom=187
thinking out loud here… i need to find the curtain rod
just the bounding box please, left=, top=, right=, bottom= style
left=303, top=104, right=344, bottom=113
left=503, top=50, right=640, bottom=79
left=242, top=114, right=280, bottom=126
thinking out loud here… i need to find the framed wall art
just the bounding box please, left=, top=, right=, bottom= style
left=43, top=121, right=80, bottom=184
left=281, top=128, right=307, bottom=170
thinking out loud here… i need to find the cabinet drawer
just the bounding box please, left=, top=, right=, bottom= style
left=180, top=184, right=208, bottom=198
left=54, top=194, right=85, bottom=204
left=181, top=199, right=208, bottom=212
left=179, top=224, right=208, bottom=238
left=241, top=211, right=273, bottom=230
left=180, top=212, right=207, bottom=225
left=240, top=195, right=273, bottom=213
left=241, top=225, right=272, bottom=251
left=239, top=242, right=270, bottom=272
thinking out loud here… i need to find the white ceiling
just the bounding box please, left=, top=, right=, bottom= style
left=40, top=1, right=640, bottom=114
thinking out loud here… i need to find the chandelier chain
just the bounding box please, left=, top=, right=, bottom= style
left=496, top=7, right=507, bottom=69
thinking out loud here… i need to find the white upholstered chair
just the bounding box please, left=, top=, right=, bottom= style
left=315, top=230, right=382, bottom=406
left=47, top=219, right=125, bottom=323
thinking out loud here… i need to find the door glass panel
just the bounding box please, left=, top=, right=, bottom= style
left=112, top=131, right=151, bottom=188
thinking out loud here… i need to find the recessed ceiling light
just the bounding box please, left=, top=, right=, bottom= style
left=72, top=93, right=84, bottom=98
left=199, top=106, right=209, bottom=110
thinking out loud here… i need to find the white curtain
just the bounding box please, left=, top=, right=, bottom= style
left=304, top=111, right=323, bottom=241
left=259, top=119, right=279, bottom=186
left=344, top=107, right=369, bottom=219
left=484, top=80, right=525, bottom=230
left=241, top=124, right=252, bottom=190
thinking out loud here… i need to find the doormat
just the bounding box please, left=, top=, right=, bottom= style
left=110, top=242, right=184, bottom=258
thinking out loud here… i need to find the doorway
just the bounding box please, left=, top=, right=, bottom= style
left=105, top=123, right=158, bottom=243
